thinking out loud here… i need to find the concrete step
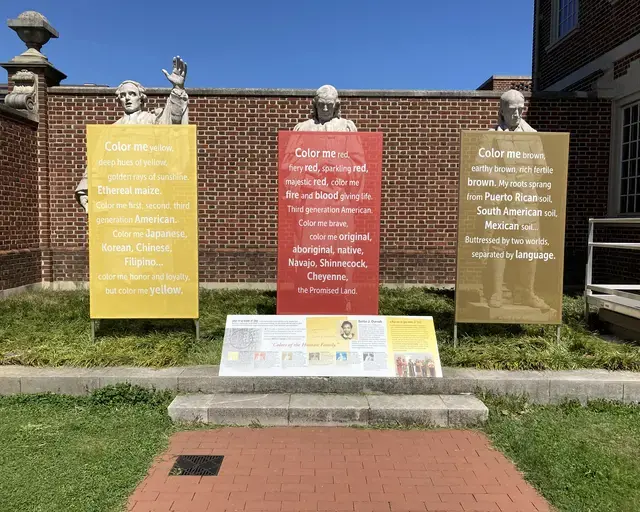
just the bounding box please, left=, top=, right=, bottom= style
left=167, top=393, right=489, bottom=428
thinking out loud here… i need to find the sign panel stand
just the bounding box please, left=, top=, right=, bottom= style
left=90, top=318, right=199, bottom=342
left=86, top=125, right=199, bottom=335
left=276, top=131, right=383, bottom=315
left=452, top=322, right=560, bottom=347
left=453, top=130, right=570, bottom=349
left=219, top=315, right=443, bottom=378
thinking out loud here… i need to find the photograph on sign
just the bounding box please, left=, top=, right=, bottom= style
left=455, top=130, right=569, bottom=324
left=218, top=315, right=442, bottom=378
left=87, top=125, right=198, bottom=319
left=277, top=131, right=383, bottom=315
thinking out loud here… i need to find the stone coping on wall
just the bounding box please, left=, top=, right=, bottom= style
left=0, top=103, right=38, bottom=124
left=1, top=365, right=639, bottom=404
left=1, top=281, right=457, bottom=295
left=46, top=86, right=595, bottom=99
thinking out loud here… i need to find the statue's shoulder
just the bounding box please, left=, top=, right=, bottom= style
left=294, top=119, right=316, bottom=131
left=344, top=119, right=357, bottom=132
left=136, top=111, right=158, bottom=124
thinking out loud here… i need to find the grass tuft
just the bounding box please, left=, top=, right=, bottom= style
left=2, top=288, right=640, bottom=370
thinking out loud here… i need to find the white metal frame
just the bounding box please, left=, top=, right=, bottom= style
left=584, top=217, right=640, bottom=322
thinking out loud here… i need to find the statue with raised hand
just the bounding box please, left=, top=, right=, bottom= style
left=74, top=56, right=190, bottom=211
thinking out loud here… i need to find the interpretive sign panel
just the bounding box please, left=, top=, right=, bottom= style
left=219, top=315, right=442, bottom=378
left=87, top=125, right=198, bottom=319
left=455, top=130, right=569, bottom=324
left=277, top=132, right=383, bottom=315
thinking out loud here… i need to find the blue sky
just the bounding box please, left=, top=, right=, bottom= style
left=1, top=1, right=534, bottom=90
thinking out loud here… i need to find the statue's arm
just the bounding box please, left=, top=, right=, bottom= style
left=75, top=170, right=89, bottom=212
left=157, top=56, right=189, bottom=124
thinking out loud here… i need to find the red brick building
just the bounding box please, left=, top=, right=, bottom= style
left=0, top=6, right=636, bottom=294
left=531, top=0, right=640, bottom=284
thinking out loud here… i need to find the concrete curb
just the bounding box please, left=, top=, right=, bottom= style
left=167, top=393, right=489, bottom=427
left=2, top=365, right=640, bottom=404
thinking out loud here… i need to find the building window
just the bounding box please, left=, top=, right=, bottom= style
left=558, top=0, right=578, bottom=38
left=620, top=101, right=640, bottom=214
left=550, top=0, right=579, bottom=44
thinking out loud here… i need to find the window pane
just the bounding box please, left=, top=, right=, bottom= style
left=619, top=101, right=640, bottom=214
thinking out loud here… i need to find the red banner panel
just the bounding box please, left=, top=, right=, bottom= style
left=277, top=131, right=383, bottom=315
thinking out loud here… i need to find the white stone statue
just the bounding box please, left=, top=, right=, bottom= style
left=491, top=89, right=535, bottom=132
left=74, top=56, right=189, bottom=211
left=294, top=85, right=357, bottom=132
left=482, top=89, right=550, bottom=311
left=287, top=85, right=363, bottom=313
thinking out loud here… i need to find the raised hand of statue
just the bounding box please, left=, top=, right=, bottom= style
left=162, top=56, right=187, bottom=88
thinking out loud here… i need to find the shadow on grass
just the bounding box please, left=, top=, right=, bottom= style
left=95, top=318, right=197, bottom=338
left=83, top=287, right=600, bottom=344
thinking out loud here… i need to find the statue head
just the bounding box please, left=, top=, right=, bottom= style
left=115, top=80, right=147, bottom=114
left=498, top=89, right=526, bottom=130
left=312, top=84, right=341, bottom=123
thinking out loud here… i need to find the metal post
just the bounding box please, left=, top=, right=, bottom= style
left=91, top=320, right=96, bottom=342
left=453, top=323, right=458, bottom=348
left=585, top=219, right=594, bottom=323
left=556, top=324, right=561, bottom=345
left=194, top=319, right=200, bottom=341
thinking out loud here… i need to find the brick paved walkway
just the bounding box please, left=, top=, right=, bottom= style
left=128, top=428, right=551, bottom=512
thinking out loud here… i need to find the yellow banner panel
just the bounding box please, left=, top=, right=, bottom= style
left=87, top=125, right=198, bottom=319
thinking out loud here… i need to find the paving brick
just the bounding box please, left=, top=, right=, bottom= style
left=124, top=427, right=552, bottom=512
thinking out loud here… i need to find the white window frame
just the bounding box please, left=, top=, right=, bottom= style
left=609, top=91, right=640, bottom=216
left=548, top=0, right=579, bottom=48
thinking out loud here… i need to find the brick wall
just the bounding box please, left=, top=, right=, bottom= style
left=0, top=106, right=40, bottom=290
left=535, top=0, right=640, bottom=90
left=41, top=88, right=610, bottom=287
left=526, top=96, right=612, bottom=285
left=614, top=48, right=640, bottom=79
left=477, top=77, right=532, bottom=92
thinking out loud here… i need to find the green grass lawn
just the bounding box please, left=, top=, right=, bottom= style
left=1, top=288, right=640, bottom=370
left=2, top=387, right=639, bottom=512
left=483, top=395, right=640, bottom=512
left=0, top=387, right=176, bottom=512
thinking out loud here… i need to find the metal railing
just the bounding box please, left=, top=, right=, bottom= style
left=585, top=217, right=640, bottom=322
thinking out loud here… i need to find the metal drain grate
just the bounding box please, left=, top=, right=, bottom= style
left=169, top=455, right=224, bottom=476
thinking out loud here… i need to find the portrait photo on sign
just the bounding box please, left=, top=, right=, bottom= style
left=339, top=320, right=357, bottom=340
